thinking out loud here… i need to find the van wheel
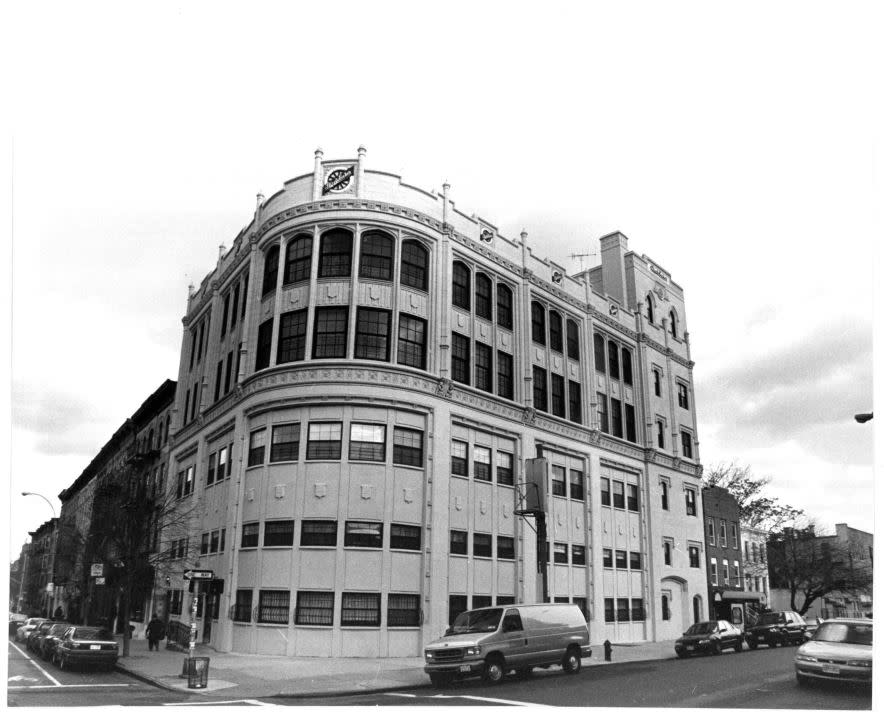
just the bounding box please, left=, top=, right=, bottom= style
left=483, top=656, right=506, bottom=684
left=735, top=640, right=744, bottom=653
left=747, top=639, right=757, bottom=650
left=563, top=647, right=581, bottom=674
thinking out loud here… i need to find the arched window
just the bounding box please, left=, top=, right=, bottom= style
left=661, top=594, right=670, bottom=621
left=164, top=414, right=170, bottom=443
left=549, top=311, right=563, bottom=352
left=452, top=261, right=470, bottom=310
left=148, top=429, right=155, bottom=451
left=531, top=302, right=546, bottom=345
left=157, top=420, right=164, bottom=446
left=566, top=319, right=580, bottom=361
left=475, top=273, right=492, bottom=320
left=358, top=230, right=393, bottom=281
left=593, top=333, right=606, bottom=372
left=400, top=240, right=428, bottom=291
left=646, top=294, right=655, bottom=324
left=284, top=234, right=312, bottom=284
left=318, top=228, right=353, bottom=278
left=261, top=245, right=280, bottom=295
left=497, top=284, right=513, bottom=329
left=693, top=595, right=703, bottom=624
left=607, top=340, right=620, bottom=379
left=669, top=310, right=678, bottom=338
left=621, top=347, right=633, bottom=385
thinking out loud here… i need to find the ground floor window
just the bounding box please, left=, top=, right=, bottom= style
left=232, top=589, right=252, bottom=622
left=341, top=592, right=381, bottom=627
left=449, top=595, right=468, bottom=626
left=295, top=591, right=334, bottom=626
left=258, top=590, right=290, bottom=624
left=387, top=594, right=421, bottom=627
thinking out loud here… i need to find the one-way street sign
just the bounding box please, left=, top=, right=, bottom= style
left=183, top=569, right=214, bottom=581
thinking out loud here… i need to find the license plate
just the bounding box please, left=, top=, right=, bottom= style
left=685, top=646, right=694, bottom=651
left=459, top=665, right=470, bottom=673
left=90, top=645, right=101, bottom=650
left=822, top=665, right=840, bottom=675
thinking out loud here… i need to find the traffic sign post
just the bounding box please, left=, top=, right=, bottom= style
left=183, top=570, right=214, bottom=581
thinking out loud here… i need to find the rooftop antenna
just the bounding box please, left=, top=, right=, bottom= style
left=569, top=251, right=597, bottom=271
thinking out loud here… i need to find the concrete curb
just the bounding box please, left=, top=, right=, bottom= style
left=114, top=663, right=183, bottom=693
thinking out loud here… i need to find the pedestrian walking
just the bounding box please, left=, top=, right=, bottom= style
left=146, top=614, right=166, bottom=651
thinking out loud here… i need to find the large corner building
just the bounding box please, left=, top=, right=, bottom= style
left=163, top=147, right=707, bottom=657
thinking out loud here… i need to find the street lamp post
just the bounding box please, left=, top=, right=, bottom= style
left=22, top=492, right=58, bottom=617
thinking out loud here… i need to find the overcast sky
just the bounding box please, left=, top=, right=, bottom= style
left=4, top=1, right=880, bottom=557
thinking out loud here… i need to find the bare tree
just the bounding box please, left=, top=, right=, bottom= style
left=704, top=461, right=804, bottom=531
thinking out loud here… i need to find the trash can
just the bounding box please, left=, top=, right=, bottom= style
left=185, top=657, right=210, bottom=689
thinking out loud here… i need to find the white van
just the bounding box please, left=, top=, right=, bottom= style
left=423, top=603, right=591, bottom=686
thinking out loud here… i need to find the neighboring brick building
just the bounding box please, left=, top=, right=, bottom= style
left=160, top=147, right=706, bottom=657
left=702, top=486, right=765, bottom=626
left=741, top=525, right=770, bottom=611
left=27, top=518, right=59, bottom=617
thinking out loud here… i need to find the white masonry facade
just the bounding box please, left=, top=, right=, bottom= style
left=161, top=147, right=707, bottom=657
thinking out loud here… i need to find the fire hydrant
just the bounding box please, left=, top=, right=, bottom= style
left=603, top=639, right=613, bottom=662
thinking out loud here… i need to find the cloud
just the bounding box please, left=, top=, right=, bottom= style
left=12, top=386, right=112, bottom=456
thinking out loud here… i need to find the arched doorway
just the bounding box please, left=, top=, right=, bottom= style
left=693, top=595, right=704, bottom=624
left=659, top=577, right=689, bottom=640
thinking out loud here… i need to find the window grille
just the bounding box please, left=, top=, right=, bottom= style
left=258, top=590, right=290, bottom=624
left=301, top=520, right=338, bottom=547
left=387, top=594, right=421, bottom=627
left=295, top=591, right=334, bottom=626
left=341, top=592, right=381, bottom=627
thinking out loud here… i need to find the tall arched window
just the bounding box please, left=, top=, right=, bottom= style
left=452, top=261, right=470, bottom=310
left=566, top=319, right=580, bottom=361
left=548, top=311, right=563, bottom=352
left=148, top=429, right=155, bottom=451
left=646, top=294, right=655, bottom=324
left=607, top=340, right=620, bottom=379
left=157, top=420, right=164, bottom=446
left=284, top=234, right=313, bottom=284
left=621, top=347, right=633, bottom=385
left=593, top=333, right=606, bottom=372
left=669, top=310, right=678, bottom=338
left=261, top=245, right=280, bottom=295
left=475, top=273, right=492, bottom=320
left=400, top=240, right=428, bottom=291
left=318, top=228, right=353, bottom=278
left=693, top=595, right=703, bottom=624
left=358, top=230, right=394, bottom=281
left=531, top=302, right=546, bottom=345
left=497, top=284, right=513, bottom=329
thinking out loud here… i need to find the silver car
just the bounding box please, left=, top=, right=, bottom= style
left=795, top=618, right=872, bottom=686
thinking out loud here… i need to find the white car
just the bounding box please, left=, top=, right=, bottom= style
left=795, top=618, right=872, bottom=687
left=15, top=617, right=47, bottom=643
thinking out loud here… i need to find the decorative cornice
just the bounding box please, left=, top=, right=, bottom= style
left=638, top=332, right=694, bottom=370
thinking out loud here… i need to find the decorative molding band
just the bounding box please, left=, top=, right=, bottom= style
left=204, top=417, right=237, bottom=445
left=638, top=333, right=694, bottom=370
left=599, top=457, right=644, bottom=475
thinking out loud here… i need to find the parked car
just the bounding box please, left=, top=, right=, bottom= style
left=424, top=603, right=591, bottom=686
left=795, top=618, right=872, bottom=687
left=36, top=622, right=72, bottom=661
left=746, top=611, right=807, bottom=649
left=54, top=626, right=119, bottom=671
left=675, top=620, right=744, bottom=657
left=26, top=621, right=61, bottom=652
left=15, top=617, right=47, bottom=643
left=9, top=613, right=28, bottom=638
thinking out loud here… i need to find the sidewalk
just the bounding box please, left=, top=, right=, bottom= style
left=115, top=638, right=675, bottom=698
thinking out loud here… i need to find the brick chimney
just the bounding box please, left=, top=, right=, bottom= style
left=599, top=231, right=629, bottom=305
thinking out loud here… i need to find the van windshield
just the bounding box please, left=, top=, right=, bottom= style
left=448, top=608, right=503, bottom=635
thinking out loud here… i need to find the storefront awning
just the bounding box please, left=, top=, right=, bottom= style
left=721, top=591, right=765, bottom=601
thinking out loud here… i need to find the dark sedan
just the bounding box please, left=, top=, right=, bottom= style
left=26, top=621, right=64, bottom=653
left=746, top=611, right=807, bottom=649
left=54, top=626, right=119, bottom=671
left=36, top=622, right=71, bottom=661
left=675, top=620, right=745, bottom=657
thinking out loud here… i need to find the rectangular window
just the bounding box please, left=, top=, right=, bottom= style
left=449, top=595, right=468, bottom=627
left=473, top=446, right=491, bottom=481
left=345, top=521, right=383, bottom=548
left=319, top=232, right=352, bottom=278
left=496, top=596, right=516, bottom=606
left=354, top=307, right=391, bottom=361
left=258, top=590, right=290, bottom=624
left=220, top=293, right=229, bottom=337
left=307, top=422, right=343, bottom=460
left=497, top=351, right=514, bottom=399
left=209, top=530, right=220, bottom=554
left=627, top=484, right=639, bottom=512
left=390, top=524, right=421, bottom=551
left=270, top=423, right=300, bottom=463
left=677, top=382, right=690, bottom=409
left=630, top=552, right=641, bottom=570
left=551, top=465, right=566, bottom=496
left=731, top=524, right=738, bottom=549
left=553, top=542, right=569, bottom=564
left=183, top=466, right=194, bottom=496
left=233, top=589, right=252, bottom=622
left=612, top=480, right=625, bottom=509
left=200, top=533, right=209, bottom=555
left=708, top=519, right=716, bottom=544
left=567, top=320, right=580, bottom=361
left=295, top=591, right=334, bottom=626
left=264, top=520, right=295, bottom=547
left=602, top=548, right=613, bottom=568
left=610, top=398, right=623, bottom=438
left=255, top=319, right=273, bottom=371
left=248, top=428, right=266, bottom=466
left=604, top=598, right=615, bottom=622
left=657, top=420, right=665, bottom=448
left=473, top=532, right=492, bottom=558
left=681, top=431, right=693, bottom=458
left=664, top=541, right=672, bottom=565
left=533, top=366, right=548, bottom=412
left=734, top=561, right=741, bottom=585
left=597, top=393, right=609, bottom=433
left=277, top=309, right=308, bottom=364
left=617, top=598, right=629, bottom=622
left=392, top=427, right=423, bottom=467
left=723, top=560, right=730, bottom=583
left=230, top=283, right=239, bottom=330
left=207, top=452, right=216, bottom=486
left=622, top=348, right=633, bottom=385
left=549, top=374, right=565, bottom=418
left=653, top=369, right=661, bottom=396
left=214, top=360, right=223, bottom=401
left=313, top=307, right=348, bottom=359
left=220, top=445, right=231, bottom=480
left=686, top=488, right=697, bottom=516
left=349, top=423, right=386, bottom=462
left=497, top=535, right=515, bottom=559
left=607, top=341, right=620, bottom=379
left=631, top=598, right=644, bottom=622
left=496, top=451, right=514, bottom=486
left=601, top=478, right=611, bottom=506
left=450, top=530, right=468, bottom=555
left=572, top=545, right=586, bottom=566
left=387, top=594, right=421, bottom=627
left=451, top=440, right=468, bottom=476
left=496, top=285, right=513, bottom=328
left=241, top=522, right=259, bottom=549
left=625, top=404, right=636, bottom=442
left=689, top=545, right=700, bottom=568
left=341, top=592, right=381, bottom=627
left=615, top=550, right=627, bottom=569
left=397, top=314, right=426, bottom=370
left=661, top=482, right=669, bottom=510
left=569, top=469, right=584, bottom=501
left=451, top=333, right=470, bottom=384
left=300, top=520, right=338, bottom=547
left=568, top=381, right=582, bottom=423
left=711, top=558, right=718, bottom=585
left=474, top=342, right=493, bottom=392
left=224, top=351, right=233, bottom=394
left=720, top=521, right=727, bottom=547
